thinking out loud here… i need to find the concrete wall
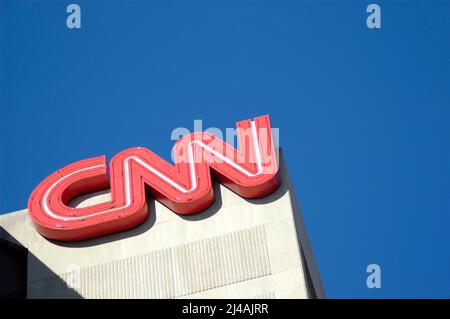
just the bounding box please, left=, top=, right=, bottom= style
left=0, top=153, right=324, bottom=299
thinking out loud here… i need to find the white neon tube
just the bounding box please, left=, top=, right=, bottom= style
left=42, top=121, right=265, bottom=221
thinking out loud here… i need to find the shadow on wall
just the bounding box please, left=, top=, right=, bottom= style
left=52, top=196, right=158, bottom=249
left=0, top=227, right=82, bottom=299
left=53, top=181, right=225, bottom=248
left=0, top=150, right=294, bottom=299
left=53, top=151, right=289, bottom=249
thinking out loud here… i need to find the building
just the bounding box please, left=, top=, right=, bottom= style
left=0, top=152, right=324, bottom=299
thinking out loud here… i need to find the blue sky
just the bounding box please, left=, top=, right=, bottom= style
left=1, top=0, right=449, bottom=298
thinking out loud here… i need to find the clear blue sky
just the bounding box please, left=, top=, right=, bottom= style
left=1, top=0, right=449, bottom=298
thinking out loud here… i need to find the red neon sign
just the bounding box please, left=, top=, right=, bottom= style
left=28, top=115, right=280, bottom=241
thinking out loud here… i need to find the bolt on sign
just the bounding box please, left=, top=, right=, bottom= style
left=28, top=115, right=280, bottom=241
